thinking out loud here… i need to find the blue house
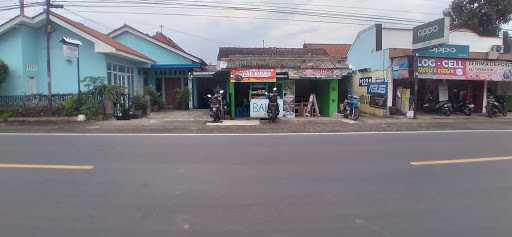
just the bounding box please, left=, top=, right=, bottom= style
left=108, top=25, right=207, bottom=108
left=0, top=11, right=154, bottom=99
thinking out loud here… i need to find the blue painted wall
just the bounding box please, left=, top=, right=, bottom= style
left=48, top=23, right=107, bottom=94
left=113, top=31, right=193, bottom=65
left=0, top=27, right=24, bottom=95
left=347, top=25, right=390, bottom=72
left=0, top=21, right=151, bottom=96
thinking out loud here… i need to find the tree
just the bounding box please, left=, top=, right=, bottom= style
left=444, top=0, right=512, bottom=36
left=0, top=60, right=8, bottom=86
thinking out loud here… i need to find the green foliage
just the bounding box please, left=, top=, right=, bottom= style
left=63, top=96, right=82, bottom=116
left=131, top=95, right=147, bottom=111
left=174, top=87, right=190, bottom=110
left=144, top=86, right=163, bottom=107
left=444, top=0, right=512, bottom=36
left=82, top=76, right=125, bottom=104
left=0, top=111, right=13, bottom=122
left=79, top=101, right=103, bottom=119
left=0, top=60, right=8, bottom=85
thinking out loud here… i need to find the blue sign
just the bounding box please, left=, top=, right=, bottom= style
left=415, top=44, right=469, bottom=58
left=367, top=82, right=388, bottom=96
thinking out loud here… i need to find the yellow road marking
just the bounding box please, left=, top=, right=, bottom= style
left=411, top=156, right=512, bottom=166
left=0, top=163, right=94, bottom=170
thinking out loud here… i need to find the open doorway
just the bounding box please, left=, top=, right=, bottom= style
left=235, top=83, right=250, bottom=117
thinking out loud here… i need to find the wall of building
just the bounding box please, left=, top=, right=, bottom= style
left=49, top=23, right=108, bottom=94
left=113, top=32, right=193, bottom=65
left=382, top=28, right=412, bottom=49
left=0, top=27, right=24, bottom=95
left=347, top=25, right=393, bottom=116
left=450, top=30, right=501, bottom=52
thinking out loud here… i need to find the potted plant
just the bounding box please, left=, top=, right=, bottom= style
left=144, top=86, right=164, bottom=112
left=174, top=87, right=190, bottom=110
left=131, top=95, right=147, bottom=118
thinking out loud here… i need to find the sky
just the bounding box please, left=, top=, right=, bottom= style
left=0, top=0, right=510, bottom=64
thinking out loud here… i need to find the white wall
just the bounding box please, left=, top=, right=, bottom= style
left=449, top=29, right=502, bottom=52
left=382, top=28, right=412, bottom=49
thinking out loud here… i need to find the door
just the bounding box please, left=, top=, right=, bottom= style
left=165, top=78, right=181, bottom=107
left=27, top=76, right=37, bottom=95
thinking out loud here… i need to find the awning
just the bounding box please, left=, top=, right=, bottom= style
left=150, top=64, right=202, bottom=69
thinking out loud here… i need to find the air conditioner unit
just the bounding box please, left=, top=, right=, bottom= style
left=488, top=45, right=504, bottom=59
left=491, top=45, right=504, bottom=54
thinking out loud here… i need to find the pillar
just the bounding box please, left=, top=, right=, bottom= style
left=483, top=80, right=488, bottom=114
left=229, top=81, right=235, bottom=119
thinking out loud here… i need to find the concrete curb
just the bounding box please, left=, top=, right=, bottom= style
left=7, top=117, right=79, bottom=122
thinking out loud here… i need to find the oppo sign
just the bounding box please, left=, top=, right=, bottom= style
left=412, top=17, right=450, bottom=50
left=417, top=25, right=439, bottom=38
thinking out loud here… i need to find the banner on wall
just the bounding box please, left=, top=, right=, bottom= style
left=288, top=69, right=345, bottom=79
left=392, top=57, right=410, bottom=79
left=250, top=99, right=284, bottom=118
left=230, top=68, right=276, bottom=82
left=416, top=57, right=466, bottom=80
left=466, top=60, right=512, bottom=81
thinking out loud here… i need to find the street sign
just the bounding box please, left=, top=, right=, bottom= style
left=412, top=17, right=450, bottom=50
left=415, top=44, right=469, bottom=58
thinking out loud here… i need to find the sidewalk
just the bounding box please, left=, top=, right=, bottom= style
left=1, top=111, right=511, bottom=134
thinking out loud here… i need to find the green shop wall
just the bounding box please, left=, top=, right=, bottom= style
left=315, top=80, right=338, bottom=117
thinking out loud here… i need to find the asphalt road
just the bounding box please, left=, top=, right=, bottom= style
left=1, top=131, right=512, bottom=237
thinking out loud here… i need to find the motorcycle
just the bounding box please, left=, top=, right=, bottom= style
left=207, top=90, right=224, bottom=123
left=342, top=95, right=360, bottom=121
left=451, top=99, right=475, bottom=116
left=486, top=95, right=507, bottom=118
left=266, top=87, right=279, bottom=123
left=423, top=96, right=452, bottom=116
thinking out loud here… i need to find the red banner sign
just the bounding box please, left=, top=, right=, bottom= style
left=416, top=57, right=466, bottom=80
left=230, top=68, right=276, bottom=82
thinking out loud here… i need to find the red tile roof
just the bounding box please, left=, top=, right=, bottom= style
left=50, top=12, right=153, bottom=62
left=152, top=31, right=186, bottom=53
left=303, top=43, right=351, bottom=59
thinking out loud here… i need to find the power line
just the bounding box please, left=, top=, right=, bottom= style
left=74, top=9, right=415, bottom=28
left=54, top=0, right=427, bottom=25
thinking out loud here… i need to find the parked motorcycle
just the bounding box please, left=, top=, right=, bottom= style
left=486, top=95, right=507, bottom=118
left=451, top=99, right=475, bottom=116
left=423, top=96, right=452, bottom=116
left=207, top=90, right=224, bottom=123
left=342, top=95, right=360, bottom=121
left=266, top=87, right=279, bottom=123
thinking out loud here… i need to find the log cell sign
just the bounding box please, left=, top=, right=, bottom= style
left=416, top=57, right=466, bottom=80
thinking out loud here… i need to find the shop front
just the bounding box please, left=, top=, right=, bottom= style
left=352, top=70, right=390, bottom=117
left=415, top=57, right=512, bottom=114
left=228, top=68, right=282, bottom=118
left=228, top=68, right=344, bottom=119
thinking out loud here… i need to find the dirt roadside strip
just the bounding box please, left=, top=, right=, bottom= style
left=1, top=115, right=512, bottom=134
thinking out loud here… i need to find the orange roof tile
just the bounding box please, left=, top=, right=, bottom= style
left=303, top=43, right=352, bottom=59
left=50, top=12, right=153, bottom=63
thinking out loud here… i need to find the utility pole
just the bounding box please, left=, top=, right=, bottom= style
left=19, top=0, right=24, bottom=16
left=262, top=40, right=265, bottom=48
left=45, top=0, right=53, bottom=113
left=44, top=0, right=63, bottom=113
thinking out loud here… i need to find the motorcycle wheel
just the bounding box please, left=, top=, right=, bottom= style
left=487, top=109, right=496, bottom=118
left=503, top=111, right=508, bottom=117
left=463, top=108, right=472, bottom=116
left=352, top=109, right=360, bottom=121
left=442, top=108, right=451, bottom=116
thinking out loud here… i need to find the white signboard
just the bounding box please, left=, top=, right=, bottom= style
left=63, top=44, right=79, bottom=59
left=250, top=98, right=284, bottom=118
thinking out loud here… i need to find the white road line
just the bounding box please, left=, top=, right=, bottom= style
left=1, top=130, right=512, bottom=136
